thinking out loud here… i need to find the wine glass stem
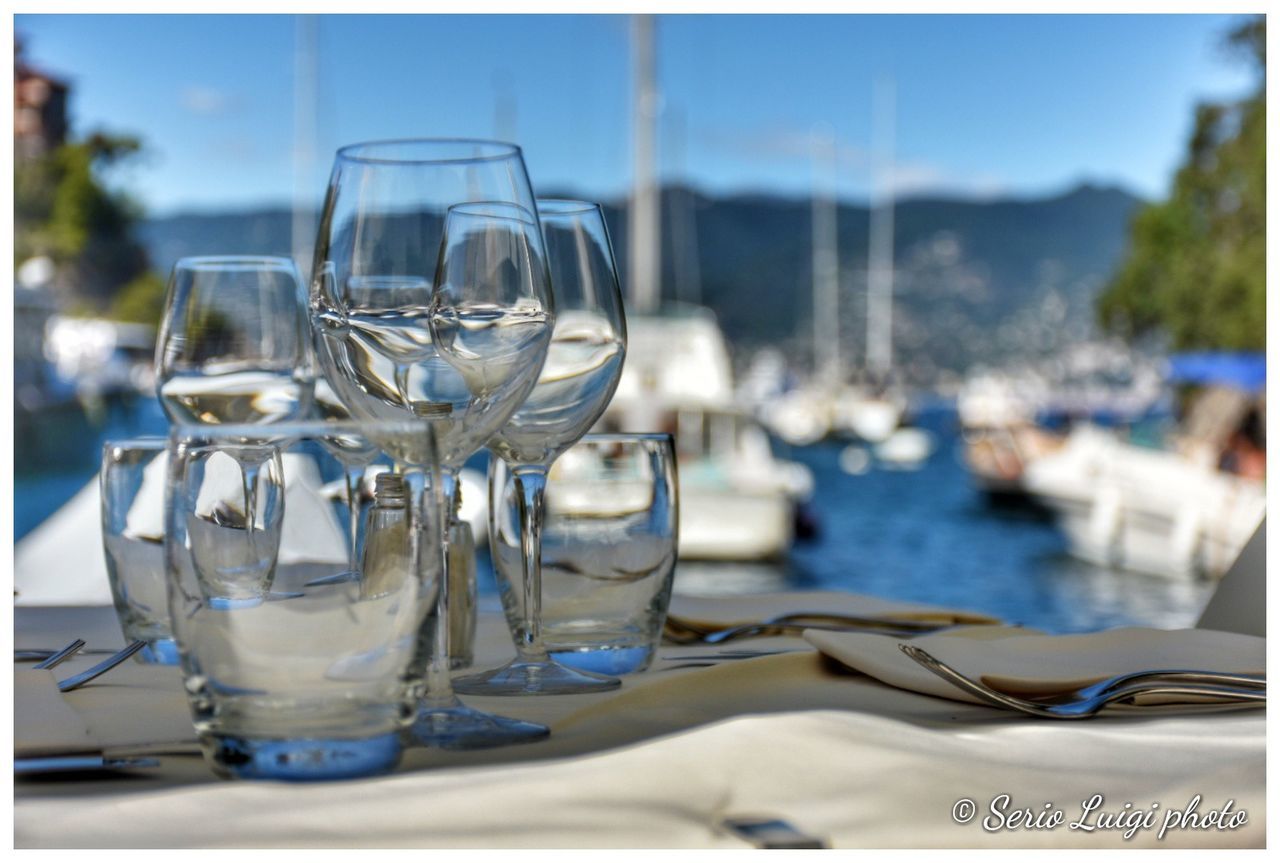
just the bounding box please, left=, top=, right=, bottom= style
left=512, top=463, right=549, bottom=662
left=342, top=462, right=364, bottom=572
left=423, top=467, right=460, bottom=707
left=235, top=450, right=269, bottom=542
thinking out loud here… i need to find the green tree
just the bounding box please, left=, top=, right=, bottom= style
left=1098, top=16, right=1265, bottom=350
left=15, top=130, right=155, bottom=316
left=109, top=271, right=168, bottom=325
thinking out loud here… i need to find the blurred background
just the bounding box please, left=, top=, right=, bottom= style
left=13, top=14, right=1265, bottom=630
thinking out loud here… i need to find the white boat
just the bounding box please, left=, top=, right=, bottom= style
left=602, top=307, right=811, bottom=562
left=759, top=380, right=905, bottom=447
left=830, top=385, right=904, bottom=444
left=873, top=427, right=936, bottom=469
left=1022, top=425, right=1264, bottom=580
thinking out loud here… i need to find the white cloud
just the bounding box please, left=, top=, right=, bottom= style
left=701, top=125, right=1008, bottom=199
left=887, top=161, right=1007, bottom=199
left=180, top=85, right=234, bottom=116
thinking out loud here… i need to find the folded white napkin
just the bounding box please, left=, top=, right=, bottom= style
left=128, top=452, right=348, bottom=564
left=806, top=625, right=1266, bottom=709
left=14, top=661, right=198, bottom=760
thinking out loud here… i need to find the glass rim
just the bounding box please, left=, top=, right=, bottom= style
left=446, top=200, right=539, bottom=226
left=174, top=255, right=299, bottom=273
left=537, top=199, right=601, bottom=216
left=577, top=432, right=675, bottom=446
left=335, top=137, right=522, bottom=166
left=166, top=418, right=442, bottom=442
left=103, top=436, right=168, bottom=454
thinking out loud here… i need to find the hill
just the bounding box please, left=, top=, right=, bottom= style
left=138, top=182, right=1142, bottom=379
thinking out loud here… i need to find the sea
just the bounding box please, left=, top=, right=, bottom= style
left=14, top=395, right=1214, bottom=634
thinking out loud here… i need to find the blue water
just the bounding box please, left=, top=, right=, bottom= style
left=775, top=412, right=1212, bottom=632
left=16, top=398, right=1211, bottom=634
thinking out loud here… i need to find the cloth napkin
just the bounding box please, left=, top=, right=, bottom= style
left=806, top=625, right=1266, bottom=709
left=14, top=661, right=199, bottom=760
left=668, top=590, right=1003, bottom=629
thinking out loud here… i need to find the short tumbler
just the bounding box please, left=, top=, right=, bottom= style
left=165, top=420, right=441, bottom=780
left=101, top=437, right=178, bottom=663
left=492, top=433, right=678, bottom=675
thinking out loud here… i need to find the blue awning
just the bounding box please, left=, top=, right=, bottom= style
left=1167, top=352, right=1266, bottom=393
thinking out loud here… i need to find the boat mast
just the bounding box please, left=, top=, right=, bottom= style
left=629, top=14, right=661, bottom=314
left=811, top=125, right=840, bottom=384
left=291, top=14, right=319, bottom=270
left=667, top=106, right=702, bottom=307
left=493, top=70, right=517, bottom=142
left=867, top=76, right=895, bottom=378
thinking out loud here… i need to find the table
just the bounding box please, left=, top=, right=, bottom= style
left=14, top=601, right=1265, bottom=848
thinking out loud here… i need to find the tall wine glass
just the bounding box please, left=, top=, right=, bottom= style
left=455, top=200, right=628, bottom=695
left=309, top=377, right=381, bottom=584
left=155, top=255, right=315, bottom=582
left=156, top=256, right=313, bottom=427
left=310, top=140, right=554, bottom=749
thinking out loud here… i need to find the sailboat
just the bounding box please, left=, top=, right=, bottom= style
left=762, top=83, right=931, bottom=470
left=598, top=16, right=811, bottom=562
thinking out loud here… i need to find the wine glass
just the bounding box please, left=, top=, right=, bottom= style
left=156, top=256, right=313, bottom=427
left=454, top=200, right=628, bottom=695
left=155, top=255, right=315, bottom=593
left=308, top=376, right=382, bottom=585
left=310, top=139, right=554, bottom=749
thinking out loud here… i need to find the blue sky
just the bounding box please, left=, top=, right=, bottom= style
left=16, top=13, right=1257, bottom=214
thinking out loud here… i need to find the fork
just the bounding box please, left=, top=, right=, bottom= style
left=899, top=644, right=1266, bottom=719
left=33, top=639, right=86, bottom=670
left=57, top=641, right=147, bottom=692
left=663, top=614, right=949, bottom=645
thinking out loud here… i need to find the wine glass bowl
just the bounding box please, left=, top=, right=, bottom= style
left=309, top=138, right=555, bottom=748
left=486, top=200, right=626, bottom=468
left=310, top=144, right=554, bottom=470
left=454, top=199, right=629, bottom=697
left=156, top=256, right=313, bottom=426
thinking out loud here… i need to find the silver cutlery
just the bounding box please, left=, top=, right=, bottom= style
left=657, top=648, right=807, bottom=671
left=662, top=649, right=800, bottom=661
left=768, top=611, right=963, bottom=632
left=722, top=817, right=828, bottom=849
left=15, top=755, right=160, bottom=775
left=1068, top=668, right=1264, bottom=699
left=57, top=641, right=147, bottom=692
left=662, top=610, right=969, bottom=646
left=17, top=647, right=121, bottom=662
left=32, top=639, right=85, bottom=670
left=665, top=619, right=931, bottom=646
left=899, top=644, right=1266, bottom=719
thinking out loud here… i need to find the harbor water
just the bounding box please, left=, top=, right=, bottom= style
left=15, top=397, right=1214, bottom=634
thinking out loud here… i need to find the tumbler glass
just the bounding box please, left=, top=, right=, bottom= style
left=164, top=419, right=441, bottom=780
left=491, top=434, right=678, bottom=675
left=101, top=437, right=177, bottom=663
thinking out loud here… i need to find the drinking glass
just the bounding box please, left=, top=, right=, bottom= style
left=490, top=434, right=678, bottom=675
left=155, top=255, right=316, bottom=588
left=155, top=256, right=313, bottom=427
left=164, top=419, right=441, bottom=781
left=456, top=200, right=628, bottom=695
left=310, top=139, right=554, bottom=748
left=312, top=377, right=380, bottom=581
left=101, top=437, right=177, bottom=664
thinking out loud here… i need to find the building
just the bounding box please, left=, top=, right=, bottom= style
left=15, top=40, right=69, bottom=161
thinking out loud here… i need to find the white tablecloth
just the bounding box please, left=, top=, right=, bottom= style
left=14, top=602, right=1264, bottom=848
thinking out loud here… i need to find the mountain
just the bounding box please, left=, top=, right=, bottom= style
left=137, top=182, right=1142, bottom=381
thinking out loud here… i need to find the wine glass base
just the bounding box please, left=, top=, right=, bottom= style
left=453, top=658, right=621, bottom=696
left=411, top=701, right=549, bottom=750
left=302, top=570, right=361, bottom=587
